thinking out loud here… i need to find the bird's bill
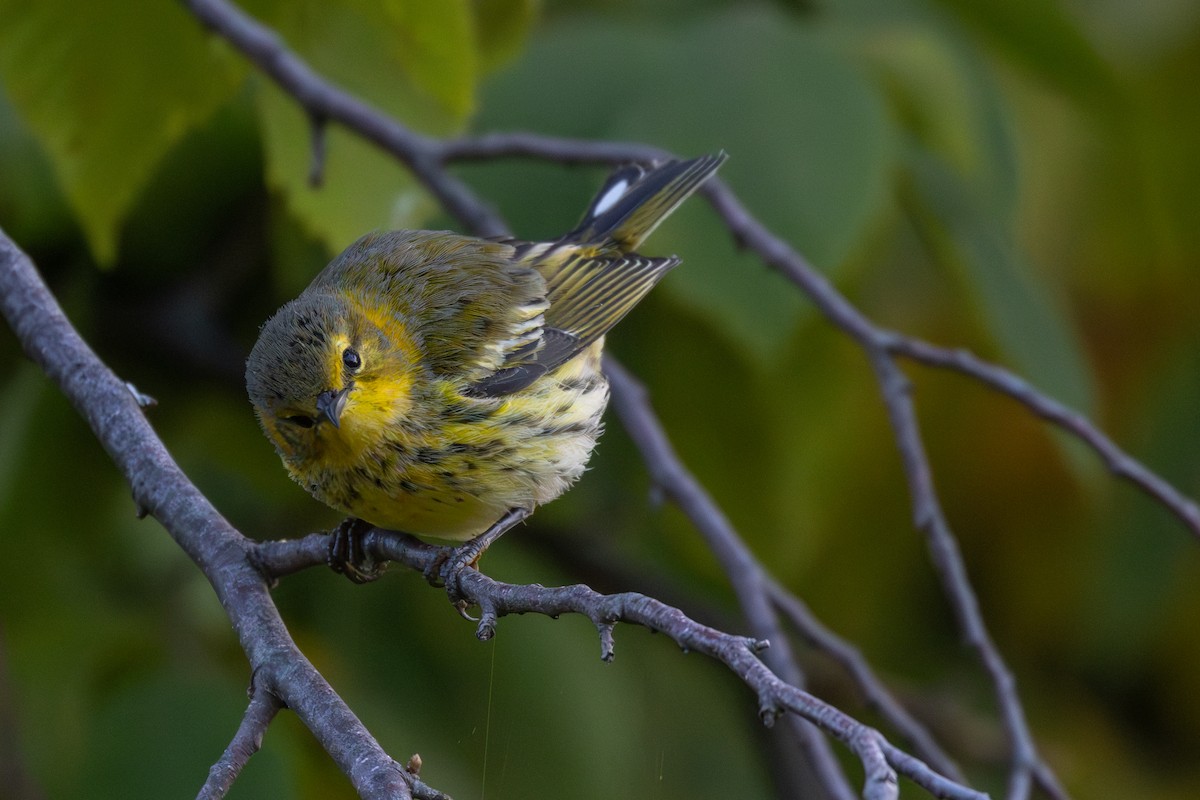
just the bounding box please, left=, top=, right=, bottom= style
left=315, top=387, right=352, bottom=429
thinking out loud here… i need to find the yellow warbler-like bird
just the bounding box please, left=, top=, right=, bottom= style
left=246, top=153, right=725, bottom=569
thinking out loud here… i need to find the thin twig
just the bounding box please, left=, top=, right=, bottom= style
left=252, top=532, right=986, bottom=800
left=607, top=357, right=890, bottom=800
left=850, top=732, right=898, bottom=800
left=181, top=0, right=507, bottom=237
left=864, top=349, right=1046, bottom=799
left=765, top=578, right=964, bottom=782
left=884, top=336, right=1200, bottom=536
left=197, top=686, right=282, bottom=800
left=440, top=133, right=668, bottom=167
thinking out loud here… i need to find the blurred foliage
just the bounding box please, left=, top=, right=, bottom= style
left=1, top=0, right=1199, bottom=798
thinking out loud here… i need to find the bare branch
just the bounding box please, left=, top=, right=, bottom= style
left=253, top=532, right=986, bottom=800
left=764, top=579, right=964, bottom=781
left=863, top=349, right=1048, bottom=798
left=167, top=0, right=1147, bottom=796
left=440, top=133, right=668, bottom=167
left=851, top=733, right=897, bottom=800
left=884, top=337, right=1200, bottom=537
left=606, top=357, right=899, bottom=799
left=198, top=686, right=282, bottom=800
left=130, top=1, right=1198, bottom=798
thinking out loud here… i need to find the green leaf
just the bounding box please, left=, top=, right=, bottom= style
left=0, top=0, right=245, bottom=264
left=474, top=0, right=541, bottom=73
left=615, top=10, right=894, bottom=268
left=860, top=23, right=1019, bottom=216
left=613, top=9, right=895, bottom=359
left=0, top=86, right=74, bottom=248
left=374, top=0, right=477, bottom=117
left=904, top=146, right=1095, bottom=416
left=932, top=0, right=1119, bottom=108
left=476, top=17, right=662, bottom=138
left=251, top=0, right=468, bottom=257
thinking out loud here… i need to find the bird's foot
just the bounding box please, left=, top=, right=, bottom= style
left=432, top=507, right=531, bottom=599
left=327, top=517, right=385, bottom=583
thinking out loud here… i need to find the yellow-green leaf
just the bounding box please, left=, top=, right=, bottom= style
left=259, top=88, right=436, bottom=279
left=474, top=0, right=541, bottom=73
left=0, top=0, right=244, bottom=264
left=377, top=0, right=477, bottom=117
left=252, top=0, right=467, bottom=258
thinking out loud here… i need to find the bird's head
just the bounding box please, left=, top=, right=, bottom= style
left=246, top=291, right=416, bottom=472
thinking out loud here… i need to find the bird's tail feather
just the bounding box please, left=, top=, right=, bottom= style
left=566, top=151, right=727, bottom=252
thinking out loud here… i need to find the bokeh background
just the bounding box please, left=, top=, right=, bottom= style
left=2, top=0, right=1199, bottom=797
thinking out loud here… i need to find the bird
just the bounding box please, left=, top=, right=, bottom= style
left=245, top=152, right=726, bottom=577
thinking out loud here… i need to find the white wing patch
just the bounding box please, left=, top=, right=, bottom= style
left=590, top=179, right=629, bottom=217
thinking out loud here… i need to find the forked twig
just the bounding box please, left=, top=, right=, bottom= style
left=197, top=687, right=282, bottom=800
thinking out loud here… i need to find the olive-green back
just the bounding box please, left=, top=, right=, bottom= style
left=310, top=230, right=546, bottom=386
left=308, top=153, right=724, bottom=397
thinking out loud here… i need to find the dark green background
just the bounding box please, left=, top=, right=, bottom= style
left=1, top=0, right=1199, bottom=797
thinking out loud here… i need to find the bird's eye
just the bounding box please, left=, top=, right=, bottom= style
left=284, top=414, right=316, bottom=429
left=342, top=348, right=361, bottom=372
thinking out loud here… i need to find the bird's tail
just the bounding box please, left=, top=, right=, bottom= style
left=565, top=151, right=727, bottom=253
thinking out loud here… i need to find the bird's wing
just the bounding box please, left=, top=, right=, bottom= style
left=465, top=250, right=678, bottom=397
left=466, top=154, right=726, bottom=397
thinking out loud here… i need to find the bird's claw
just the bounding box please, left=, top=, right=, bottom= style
left=328, top=518, right=385, bottom=583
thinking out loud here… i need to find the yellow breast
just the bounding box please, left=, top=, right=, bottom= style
left=291, top=341, right=609, bottom=542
